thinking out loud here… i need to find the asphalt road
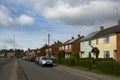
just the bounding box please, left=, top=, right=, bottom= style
left=0, top=57, right=18, bottom=80
left=18, top=59, right=120, bottom=80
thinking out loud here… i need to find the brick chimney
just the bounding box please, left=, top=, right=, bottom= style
left=71, top=36, right=74, bottom=39
left=100, top=26, right=104, bottom=31
left=57, top=40, right=60, bottom=43
left=118, top=20, right=120, bottom=25
left=78, top=34, right=80, bottom=38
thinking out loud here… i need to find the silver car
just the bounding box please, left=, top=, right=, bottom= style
left=38, top=56, right=53, bottom=67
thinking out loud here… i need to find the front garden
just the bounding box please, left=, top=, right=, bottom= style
left=52, top=50, right=120, bottom=76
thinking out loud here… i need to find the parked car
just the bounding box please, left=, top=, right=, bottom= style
left=34, top=57, right=40, bottom=65
left=28, top=56, right=35, bottom=62
left=22, top=56, right=29, bottom=60
left=38, top=56, right=53, bottom=67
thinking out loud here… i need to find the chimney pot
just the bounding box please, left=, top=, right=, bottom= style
left=118, top=20, right=120, bottom=25
left=78, top=34, right=80, bottom=38
left=72, top=36, right=74, bottom=39
left=57, top=40, right=59, bottom=43
left=100, top=26, right=104, bottom=31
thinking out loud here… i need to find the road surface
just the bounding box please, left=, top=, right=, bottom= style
left=0, top=58, right=120, bottom=80
left=18, top=59, right=120, bottom=80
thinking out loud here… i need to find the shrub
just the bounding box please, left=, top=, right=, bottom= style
left=75, top=58, right=93, bottom=69
left=61, top=58, right=75, bottom=66
left=58, top=50, right=65, bottom=64
left=52, top=58, right=58, bottom=63
left=70, top=52, right=79, bottom=59
left=58, top=50, right=65, bottom=58
left=96, top=61, right=120, bottom=75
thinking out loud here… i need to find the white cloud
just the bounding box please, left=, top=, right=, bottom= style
left=42, top=1, right=117, bottom=25
left=0, top=5, right=13, bottom=27
left=1, top=0, right=120, bottom=50
left=5, top=0, right=120, bottom=26
left=16, top=14, right=35, bottom=26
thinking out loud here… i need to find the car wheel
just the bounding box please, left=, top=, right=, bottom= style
left=51, top=64, right=53, bottom=67
left=41, top=64, right=44, bottom=67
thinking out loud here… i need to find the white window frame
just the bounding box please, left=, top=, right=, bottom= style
left=104, top=51, right=110, bottom=58
left=69, top=44, right=71, bottom=49
left=65, top=45, right=68, bottom=49
left=96, top=38, right=98, bottom=45
left=104, top=35, right=109, bottom=44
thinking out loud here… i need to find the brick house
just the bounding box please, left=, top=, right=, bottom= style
left=60, top=35, right=84, bottom=58
left=25, top=49, right=36, bottom=57
left=48, top=41, right=62, bottom=57
left=39, top=44, right=49, bottom=56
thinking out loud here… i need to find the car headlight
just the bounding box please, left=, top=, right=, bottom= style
left=42, top=61, right=46, bottom=64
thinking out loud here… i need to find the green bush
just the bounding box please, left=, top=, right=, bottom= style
left=58, top=50, right=65, bottom=58
left=61, top=58, right=75, bottom=66
left=57, top=50, right=65, bottom=64
left=70, top=52, right=79, bottom=59
left=52, top=58, right=58, bottom=63
left=96, top=61, right=120, bottom=75
left=75, top=58, right=93, bottom=69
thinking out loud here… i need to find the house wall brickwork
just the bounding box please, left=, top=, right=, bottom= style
left=116, top=33, right=120, bottom=61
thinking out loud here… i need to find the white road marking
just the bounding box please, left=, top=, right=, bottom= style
left=56, top=67, right=98, bottom=80
left=72, top=72, right=98, bottom=80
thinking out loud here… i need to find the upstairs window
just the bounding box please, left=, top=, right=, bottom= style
left=65, top=45, right=68, bottom=49
left=62, top=46, right=64, bottom=50
left=88, top=40, right=92, bottom=46
left=96, top=38, right=99, bottom=45
left=104, top=35, right=109, bottom=44
left=69, top=44, right=71, bottom=49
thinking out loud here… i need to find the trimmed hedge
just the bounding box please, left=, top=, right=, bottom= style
left=52, top=58, right=115, bottom=68
left=61, top=58, right=75, bottom=66
left=75, top=58, right=93, bottom=69
left=52, top=58, right=120, bottom=76
left=96, top=61, right=120, bottom=75
left=52, top=58, right=58, bottom=63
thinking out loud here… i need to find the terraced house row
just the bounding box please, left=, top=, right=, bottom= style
left=26, top=20, right=120, bottom=61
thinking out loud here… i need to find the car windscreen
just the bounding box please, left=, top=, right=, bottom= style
left=42, top=57, right=51, bottom=60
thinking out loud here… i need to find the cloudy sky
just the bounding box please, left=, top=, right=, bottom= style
left=0, top=0, right=120, bottom=50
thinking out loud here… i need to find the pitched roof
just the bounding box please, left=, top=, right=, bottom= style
left=63, top=36, right=84, bottom=45
left=81, top=31, right=99, bottom=41
left=94, top=25, right=120, bottom=38
left=63, top=38, right=74, bottom=45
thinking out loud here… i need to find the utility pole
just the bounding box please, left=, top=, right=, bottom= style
left=48, top=33, right=50, bottom=57
left=114, top=7, right=119, bottom=21
left=13, top=34, right=16, bottom=56
left=13, top=34, right=15, bottom=50
left=48, top=33, right=50, bottom=46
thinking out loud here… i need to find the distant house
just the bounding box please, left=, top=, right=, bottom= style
left=25, top=49, right=36, bottom=57
left=0, top=50, right=6, bottom=57
left=80, top=31, right=99, bottom=58
left=48, top=41, right=62, bottom=57
left=61, top=35, right=84, bottom=58
left=40, top=44, right=49, bottom=56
